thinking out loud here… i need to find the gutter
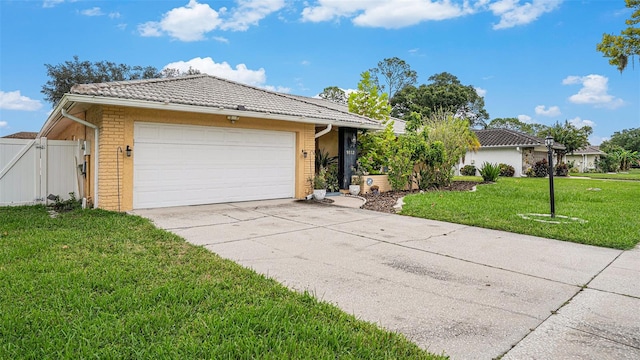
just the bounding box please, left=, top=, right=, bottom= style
left=314, top=124, right=332, bottom=138
left=61, top=108, right=99, bottom=209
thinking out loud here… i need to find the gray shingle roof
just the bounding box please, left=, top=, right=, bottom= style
left=571, top=145, right=604, bottom=155
left=474, top=128, right=565, bottom=149
left=70, top=75, right=382, bottom=128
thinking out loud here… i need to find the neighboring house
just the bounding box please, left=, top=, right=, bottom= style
left=38, top=75, right=383, bottom=211
left=458, top=128, right=565, bottom=177
left=564, top=146, right=605, bottom=172
left=2, top=132, right=38, bottom=139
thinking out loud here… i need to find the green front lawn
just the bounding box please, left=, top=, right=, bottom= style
left=572, top=168, right=640, bottom=181
left=0, top=206, right=442, bottom=359
left=402, top=177, right=639, bottom=249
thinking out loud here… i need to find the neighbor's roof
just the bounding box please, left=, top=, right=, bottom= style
left=571, top=145, right=604, bottom=155
left=474, top=128, right=565, bottom=149
left=2, top=131, right=38, bottom=139
left=60, top=74, right=380, bottom=129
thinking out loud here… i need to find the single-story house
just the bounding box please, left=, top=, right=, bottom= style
left=564, top=146, right=604, bottom=172
left=38, top=75, right=383, bottom=211
left=458, top=128, right=565, bottom=177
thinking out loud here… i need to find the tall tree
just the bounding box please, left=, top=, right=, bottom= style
left=391, top=72, right=489, bottom=128
left=369, top=57, right=417, bottom=99
left=318, top=86, right=347, bottom=104
left=487, top=117, right=548, bottom=135
left=596, top=0, right=640, bottom=72
left=601, top=127, right=640, bottom=152
left=541, top=120, right=593, bottom=163
left=41, top=56, right=201, bottom=106
left=348, top=71, right=391, bottom=121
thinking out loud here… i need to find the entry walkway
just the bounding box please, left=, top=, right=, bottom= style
left=135, top=199, right=640, bottom=359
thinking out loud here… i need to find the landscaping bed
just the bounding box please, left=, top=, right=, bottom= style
left=361, top=181, right=480, bottom=213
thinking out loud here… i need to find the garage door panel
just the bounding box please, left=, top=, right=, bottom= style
left=133, top=122, right=295, bottom=209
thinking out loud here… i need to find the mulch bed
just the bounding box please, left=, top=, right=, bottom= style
left=361, top=181, right=481, bottom=213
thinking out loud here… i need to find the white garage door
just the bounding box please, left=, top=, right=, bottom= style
left=133, top=122, right=295, bottom=209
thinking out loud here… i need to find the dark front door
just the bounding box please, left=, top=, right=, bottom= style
left=338, top=127, right=357, bottom=189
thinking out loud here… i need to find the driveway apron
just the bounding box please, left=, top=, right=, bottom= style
left=134, top=199, right=640, bottom=360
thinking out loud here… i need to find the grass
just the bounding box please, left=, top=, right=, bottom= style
left=0, top=206, right=444, bottom=359
left=572, top=168, right=640, bottom=181
left=401, top=177, right=639, bottom=250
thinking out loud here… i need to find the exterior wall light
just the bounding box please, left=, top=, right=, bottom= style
left=126, top=145, right=132, bottom=157
left=227, top=115, right=240, bottom=124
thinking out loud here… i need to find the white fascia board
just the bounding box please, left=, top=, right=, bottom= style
left=52, top=94, right=383, bottom=131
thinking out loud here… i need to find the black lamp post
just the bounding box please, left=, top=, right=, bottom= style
left=545, top=135, right=555, bottom=218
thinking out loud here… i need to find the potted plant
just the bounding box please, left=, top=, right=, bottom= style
left=349, top=163, right=364, bottom=195
left=313, top=167, right=328, bottom=200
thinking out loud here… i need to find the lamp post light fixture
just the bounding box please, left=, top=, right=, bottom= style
left=545, top=135, right=555, bottom=218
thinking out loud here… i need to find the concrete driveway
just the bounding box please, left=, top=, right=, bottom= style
left=134, top=199, right=640, bottom=359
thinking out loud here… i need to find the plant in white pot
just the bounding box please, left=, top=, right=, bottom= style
left=313, top=167, right=328, bottom=200
left=349, top=163, right=364, bottom=196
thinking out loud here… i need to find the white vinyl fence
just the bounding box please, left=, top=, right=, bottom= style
left=0, top=137, right=80, bottom=206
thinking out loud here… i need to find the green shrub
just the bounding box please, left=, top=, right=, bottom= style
left=555, top=162, right=569, bottom=177
left=479, top=162, right=500, bottom=182
left=533, top=159, right=549, bottom=177
left=460, top=165, right=476, bottom=176
left=525, top=167, right=535, bottom=177
left=313, top=167, right=327, bottom=189
left=326, top=165, right=340, bottom=192
left=498, top=163, right=515, bottom=177
left=569, top=167, right=580, bottom=174
left=48, top=192, right=81, bottom=211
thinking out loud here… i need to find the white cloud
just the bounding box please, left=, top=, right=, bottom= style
left=562, top=74, right=624, bottom=109
left=163, top=57, right=289, bottom=92
left=300, top=0, right=560, bottom=29
left=213, top=36, right=229, bottom=43
left=139, top=0, right=222, bottom=41
left=43, top=0, right=64, bottom=8
left=263, top=85, right=291, bottom=93
left=221, top=0, right=285, bottom=31
left=164, top=57, right=266, bottom=85
left=534, top=105, right=560, bottom=116
left=301, top=60, right=311, bottom=66
left=475, top=87, right=487, bottom=97
left=0, top=121, right=8, bottom=129
left=589, top=135, right=608, bottom=145
left=568, top=116, right=595, bottom=128
left=490, top=0, right=562, bottom=30
left=109, top=12, right=121, bottom=19
left=0, top=91, right=43, bottom=111
left=517, top=114, right=533, bottom=123
left=80, top=7, right=103, bottom=16
left=301, top=0, right=476, bottom=29
left=138, top=0, right=284, bottom=41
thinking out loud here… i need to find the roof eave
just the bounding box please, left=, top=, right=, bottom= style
left=40, top=94, right=383, bottom=137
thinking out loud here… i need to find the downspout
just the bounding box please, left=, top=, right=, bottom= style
left=61, top=109, right=99, bottom=209
left=314, top=124, right=332, bottom=138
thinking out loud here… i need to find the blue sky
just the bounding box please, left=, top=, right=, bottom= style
left=1, top=0, right=638, bottom=144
